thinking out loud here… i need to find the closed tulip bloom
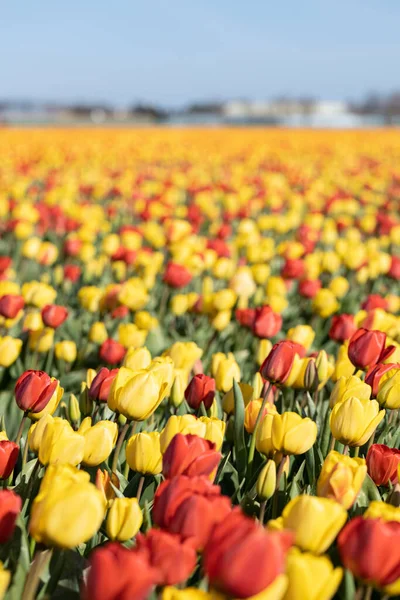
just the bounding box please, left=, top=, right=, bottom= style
left=257, top=459, right=277, bottom=501
left=88, top=321, right=108, bottom=344
left=338, top=517, right=400, bottom=593
left=0, top=441, right=19, bottom=480
left=28, top=415, right=54, bottom=453
left=108, top=368, right=168, bottom=421
left=84, top=542, right=158, bottom=600
left=161, top=587, right=215, bottom=600
left=41, top=304, right=68, bottom=328
left=123, top=346, right=152, bottom=371
left=0, top=336, right=22, bottom=367
left=15, top=370, right=59, bottom=413
left=89, top=367, right=119, bottom=402
left=365, top=363, right=399, bottom=398
left=0, top=562, right=10, bottom=599
left=331, top=343, right=356, bottom=381
left=106, top=497, right=142, bottom=542
left=329, top=314, right=357, bottom=342
left=256, top=339, right=273, bottom=366
left=204, top=509, right=292, bottom=599
left=252, top=306, right=282, bottom=339
left=163, top=434, right=221, bottom=480
left=136, top=529, right=197, bottom=586
left=38, top=419, right=85, bottom=466
left=260, top=341, right=296, bottom=384
left=163, top=262, right=192, bottom=288
left=269, top=495, right=347, bottom=554
left=55, top=341, right=77, bottom=363
left=0, top=490, right=22, bottom=543
left=330, top=396, right=385, bottom=447
left=366, top=444, right=400, bottom=486
left=95, top=469, right=119, bottom=504
left=329, top=375, right=371, bottom=408
left=164, top=341, right=203, bottom=373
left=245, top=399, right=277, bottom=434
left=317, top=451, right=367, bottom=509
left=348, top=328, right=395, bottom=370
left=377, top=369, right=400, bottom=409
left=199, top=417, right=225, bottom=451
left=160, top=415, right=207, bottom=453
left=118, top=323, right=147, bottom=349
left=28, top=327, right=54, bottom=353
left=30, top=464, right=105, bottom=548
left=256, top=413, right=275, bottom=457
left=99, top=339, right=126, bottom=365
left=287, top=325, right=315, bottom=350
left=271, top=412, right=317, bottom=456
left=312, top=289, right=339, bottom=318
left=184, top=374, right=215, bottom=410
left=126, top=432, right=162, bottom=475
left=214, top=353, right=241, bottom=392
left=299, top=279, right=322, bottom=299
left=284, top=548, right=343, bottom=600
left=78, top=418, right=118, bottom=467
left=222, top=382, right=254, bottom=415
left=0, top=294, right=24, bottom=319
left=153, top=475, right=231, bottom=550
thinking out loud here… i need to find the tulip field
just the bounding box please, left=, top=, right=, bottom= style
left=0, top=127, right=400, bottom=599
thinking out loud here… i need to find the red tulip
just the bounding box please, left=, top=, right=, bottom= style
left=0, top=294, right=25, bottom=319
left=99, top=339, right=126, bottom=365
left=110, top=305, right=130, bottom=319
left=298, top=279, right=322, bottom=298
left=365, top=363, right=399, bottom=397
left=41, top=304, right=69, bottom=328
left=348, top=328, right=395, bottom=370
left=252, top=306, right=282, bottom=339
left=329, top=314, right=357, bottom=342
left=84, top=542, right=158, bottom=600
left=15, top=370, right=58, bottom=413
left=163, top=434, right=221, bottom=479
left=0, top=257, right=11, bottom=273
left=64, top=264, right=81, bottom=282
left=163, top=262, right=192, bottom=288
left=153, top=475, right=231, bottom=550
left=235, top=308, right=256, bottom=329
left=135, top=529, right=197, bottom=585
left=260, top=340, right=297, bottom=384
left=338, top=517, right=400, bottom=589
left=0, top=441, right=19, bottom=480
left=63, top=238, right=82, bottom=257
left=362, top=294, right=388, bottom=311
left=0, top=490, right=22, bottom=543
left=281, top=258, right=305, bottom=280
left=184, top=374, right=215, bottom=410
left=366, top=444, right=400, bottom=486
left=89, top=368, right=119, bottom=402
left=389, top=256, right=400, bottom=280
left=203, top=508, right=293, bottom=598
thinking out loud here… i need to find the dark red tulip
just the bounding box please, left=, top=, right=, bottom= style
left=135, top=529, right=197, bottom=586
left=366, top=444, right=400, bottom=486
left=89, top=368, right=119, bottom=402
left=14, top=370, right=58, bottom=413
left=338, top=517, right=400, bottom=589
left=84, top=542, right=158, bottom=600
left=0, top=490, right=22, bottom=543
left=41, top=304, right=68, bottom=328
left=163, top=262, right=192, bottom=288
left=365, top=363, right=400, bottom=397
left=348, top=328, right=395, bottom=370
left=260, top=340, right=297, bottom=384
left=0, top=295, right=25, bottom=319
left=163, top=434, right=221, bottom=479
left=184, top=374, right=215, bottom=410
left=329, top=314, right=357, bottom=343
left=203, top=508, right=293, bottom=598
left=99, top=340, right=126, bottom=365
left=0, top=441, right=19, bottom=480
left=252, top=306, right=282, bottom=339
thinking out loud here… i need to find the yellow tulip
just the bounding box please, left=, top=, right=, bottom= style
left=212, top=310, right=232, bottom=332
left=271, top=412, right=317, bottom=455
left=312, top=289, right=339, bottom=318
left=268, top=495, right=347, bottom=554
left=330, top=396, right=385, bottom=446
left=0, top=562, right=10, bottom=600
left=317, top=451, right=367, bottom=509
left=170, top=368, right=189, bottom=408
left=222, top=382, right=254, bottom=415
left=245, top=400, right=277, bottom=434
left=329, top=276, right=349, bottom=298
left=162, top=341, right=203, bottom=373
left=55, top=341, right=77, bottom=363
left=331, top=343, right=356, bottom=382
left=256, top=413, right=275, bottom=457
left=118, top=323, right=147, bottom=349
left=122, top=346, right=152, bottom=371
left=88, top=322, right=108, bottom=344
left=134, top=311, right=158, bottom=331
left=77, top=418, right=118, bottom=466
left=125, top=431, right=162, bottom=474
left=199, top=416, right=226, bottom=451
left=257, top=460, right=276, bottom=501
left=22, top=281, right=57, bottom=308
left=23, top=311, right=43, bottom=332
left=160, top=415, right=206, bottom=453
left=28, top=415, right=55, bottom=453
left=214, top=353, right=241, bottom=392
left=28, top=328, right=54, bottom=353
left=329, top=375, right=371, bottom=408
left=29, top=381, right=64, bottom=421
left=38, top=419, right=85, bottom=466
left=78, top=286, right=103, bottom=312
left=212, top=289, right=237, bottom=311
left=0, top=337, right=22, bottom=367
left=106, top=497, right=142, bottom=542
left=364, top=501, right=400, bottom=522
left=377, top=370, right=400, bottom=409
left=287, top=325, right=315, bottom=351
left=283, top=548, right=343, bottom=600
left=29, top=464, right=105, bottom=548
left=256, top=339, right=272, bottom=367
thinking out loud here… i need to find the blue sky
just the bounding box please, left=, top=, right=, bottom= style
left=2, top=0, right=399, bottom=106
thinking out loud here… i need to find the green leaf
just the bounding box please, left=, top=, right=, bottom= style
left=363, top=474, right=382, bottom=502
left=232, top=380, right=247, bottom=480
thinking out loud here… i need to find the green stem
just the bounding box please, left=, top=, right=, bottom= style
left=22, top=547, right=52, bottom=600
left=137, top=475, right=145, bottom=502
left=354, top=446, right=360, bottom=458
left=111, top=422, right=130, bottom=475
left=15, top=412, right=28, bottom=446
left=259, top=500, right=267, bottom=524
left=22, top=439, right=29, bottom=468
left=272, top=455, right=287, bottom=518
left=247, top=381, right=272, bottom=474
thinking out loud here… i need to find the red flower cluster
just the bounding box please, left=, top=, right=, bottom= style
left=236, top=305, right=282, bottom=339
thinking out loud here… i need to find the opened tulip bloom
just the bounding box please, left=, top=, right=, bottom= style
left=162, top=434, right=221, bottom=479
left=317, top=451, right=367, bottom=508
left=283, top=548, right=343, bottom=600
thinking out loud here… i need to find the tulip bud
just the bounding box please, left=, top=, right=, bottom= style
left=89, top=322, right=108, bottom=344
left=257, top=459, right=276, bottom=500
left=0, top=441, right=19, bottom=480
left=68, top=395, right=80, bottom=424
left=79, top=383, right=94, bottom=417
left=260, top=341, right=296, bottom=385
left=106, top=497, right=143, bottom=542
left=170, top=369, right=188, bottom=408
left=95, top=468, right=118, bottom=504
left=55, top=341, right=77, bottom=363
left=41, top=304, right=68, bottom=329
left=304, top=358, right=319, bottom=392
